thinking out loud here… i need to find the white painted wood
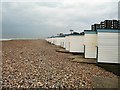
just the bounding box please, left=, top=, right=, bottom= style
left=65, top=36, right=70, bottom=51
left=51, top=39, right=54, bottom=44
left=56, top=37, right=65, bottom=46
left=48, top=37, right=64, bottom=47
left=63, top=38, right=66, bottom=48
left=54, top=38, right=59, bottom=45
left=45, top=38, right=49, bottom=42
left=69, top=35, right=84, bottom=53
left=47, top=38, right=52, bottom=43
left=97, top=32, right=120, bottom=64
left=59, top=37, right=65, bottom=48
left=84, top=33, right=97, bottom=58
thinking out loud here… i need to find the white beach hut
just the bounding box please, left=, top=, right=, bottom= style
left=55, top=36, right=63, bottom=46
left=53, top=37, right=58, bottom=45
left=62, top=37, right=66, bottom=48
left=65, top=35, right=70, bottom=51
left=45, top=38, right=49, bottom=42
left=84, top=30, right=97, bottom=58
left=59, top=36, right=65, bottom=48
left=51, top=36, right=65, bottom=47
left=48, top=36, right=58, bottom=45
left=47, top=36, right=54, bottom=44
left=67, top=32, right=84, bottom=53
left=46, top=37, right=52, bottom=44
left=97, top=29, right=120, bottom=64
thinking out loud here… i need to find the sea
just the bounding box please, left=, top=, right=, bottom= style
left=0, top=38, right=12, bottom=41
left=0, top=38, right=42, bottom=41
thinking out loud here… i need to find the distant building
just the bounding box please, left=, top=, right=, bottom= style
left=118, top=20, right=120, bottom=30
left=104, top=20, right=112, bottom=29
left=100, top=21, right=105, bottom=29
left=92, top=20, right=120, bottom=30
left=91, top=24, right=101, bottom=31
left=112, top=20, right=119, bottom=29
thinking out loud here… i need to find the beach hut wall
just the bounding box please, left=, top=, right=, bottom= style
left=97, top=29, right=120, bottom=64
left=68, top=33, right=84, bottom=53
left=84, top=30, right=97, bottom=58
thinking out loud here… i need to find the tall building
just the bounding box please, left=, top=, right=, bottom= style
left=104, top=20, right=112, bottom=29
left=91, top=20, right=119, bottom=30
left=112, top=20, right=119, bottom=29
left=118, top=20, right=120, bottom=30
left=100, top=21, right=104, bottom=29
left=91, top=24, right=101, bottom=31
left=118, top=1, right=120, bottom=20
left=91, top=25, right=94, bottom=31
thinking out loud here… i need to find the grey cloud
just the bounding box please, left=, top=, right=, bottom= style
left=35, top=2, right=62, bottom=8
left=2, top=1, right=119, bottom=39
left=118, top=1, right=120, bottom=20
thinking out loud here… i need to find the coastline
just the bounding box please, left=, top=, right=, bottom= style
left=0, top=38, right=44, bottom=41
left=0, top=39, right=12, bottom=41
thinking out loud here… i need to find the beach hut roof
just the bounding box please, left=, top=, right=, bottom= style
left=97, top=29, right=120, bottom=33
left=84, top=30, right=97, bottom=34
left=69, top=32, right=84, bottom=36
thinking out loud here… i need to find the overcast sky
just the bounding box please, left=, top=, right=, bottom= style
left=2, top=0, right=119, bottom=39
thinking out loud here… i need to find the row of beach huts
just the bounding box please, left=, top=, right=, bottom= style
left=46, top=20, right=120, bottom=64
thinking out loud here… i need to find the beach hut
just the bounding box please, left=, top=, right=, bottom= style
left=59, top=36, right=65, bottom=48
left=65, top=35, right=70, bottom=50
left=84, top=30, right=97, bottom=58
left=45, top=38, right=49, bottom=42
left=62, top=37, right=66, bottom=48
left=97, top=29, right=120, bottom=64
left=47, top=36, right=55, bottom=44
left=60, top=34, right=70, bottom=48
left=50, top=35, right=65, bottom=47
left=67, top=32, right=84, bottom=53
left=46, top=37, right=52, bottom=44
left=55, top=36, right=65, bottom=46
left=48, top=36, right=58, bottom=45
left=51, top=37, right=55, bottom=45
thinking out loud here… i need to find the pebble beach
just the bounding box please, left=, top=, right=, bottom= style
left=1, top=39, right=119, bottom=89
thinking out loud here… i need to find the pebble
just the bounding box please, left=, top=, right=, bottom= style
left=2, top=40, right=118, bottom=89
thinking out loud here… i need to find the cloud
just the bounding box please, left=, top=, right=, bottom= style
left=118, top=1, right=120, bottom=20
left=2, top=0, right=119, bottom=38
